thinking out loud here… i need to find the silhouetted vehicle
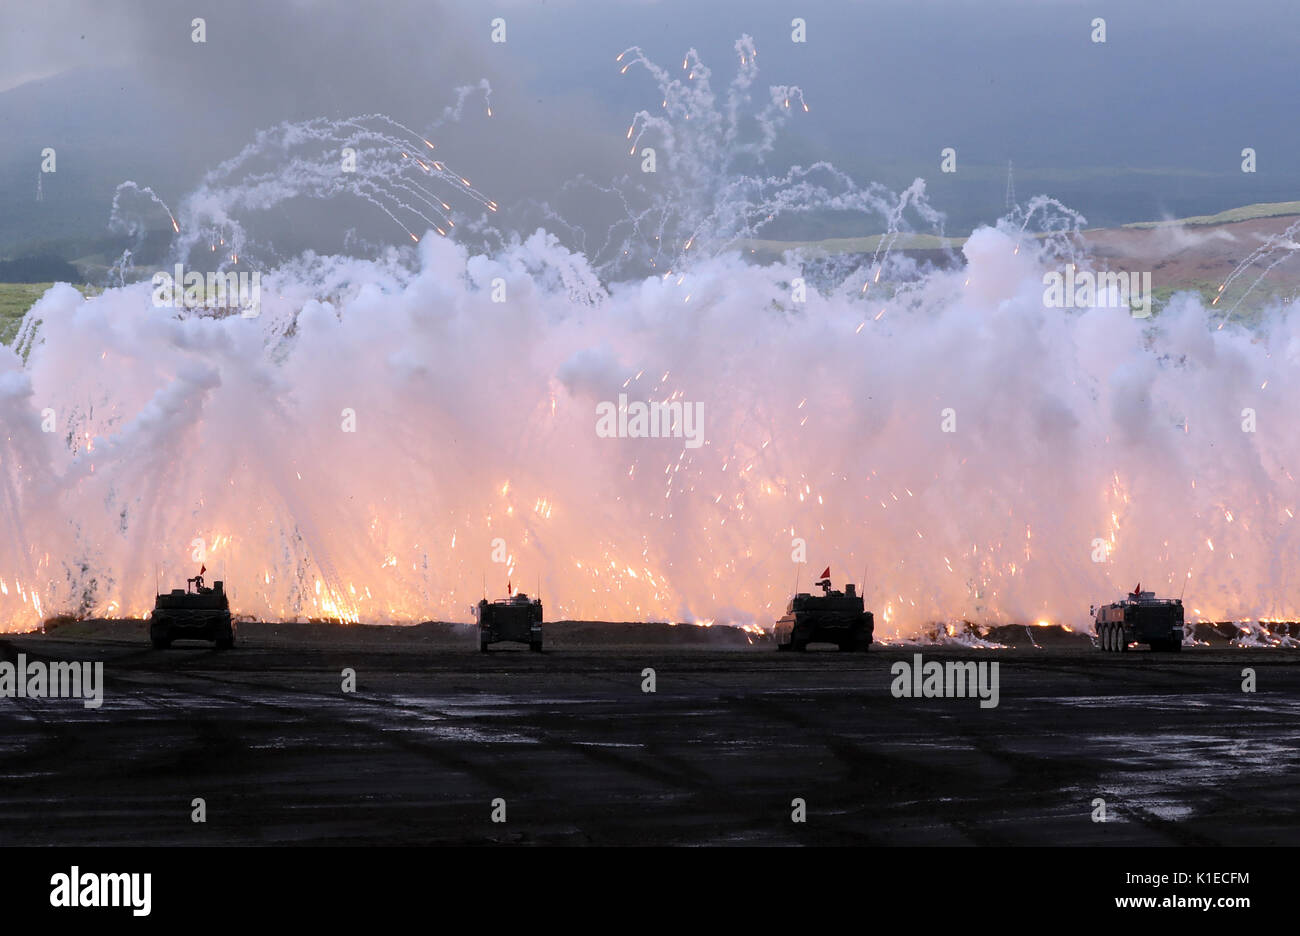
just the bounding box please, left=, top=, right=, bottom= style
left=478, top=592, right=543, bottom=652
left=1092, top=588, right=1184, bottom=652
left=775, top=577, right=873, bottom=651
left=150, top=576, right=235, bottom=649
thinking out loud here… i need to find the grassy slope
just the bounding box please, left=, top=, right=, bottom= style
left=742, top=201, right=1300, bottom=256
left=742, top=232, right=961, bottom=254
left=0, top=282, right=53, bottom=346
left=0, top=282, right=101, bottom=346
left=1121, top=201, right=1300, bottom=229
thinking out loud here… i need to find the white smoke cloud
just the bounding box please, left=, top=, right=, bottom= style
left=3, top=223, right=1298, bottom=633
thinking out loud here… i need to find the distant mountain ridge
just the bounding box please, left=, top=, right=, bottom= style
left=0, top=65, right=208, bottom=255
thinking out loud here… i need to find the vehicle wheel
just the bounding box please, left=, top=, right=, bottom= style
left=776, top=641, right=790, bottom=652
left=1117, top=629, right=1128, bottom=652
left=480, top=641, right=490, bottom=653
left=1105, top=624, right=1115, bottom=652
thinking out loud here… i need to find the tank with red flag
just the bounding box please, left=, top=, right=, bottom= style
left=149, top=570, right=236, bottom=649
left=774, top=568, right=874, bottom=652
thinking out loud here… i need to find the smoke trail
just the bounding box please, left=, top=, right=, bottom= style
left=557, top=36, right=948, bottom=279
left=1213, top=216, right=1300, bottom=324
left=105, top=103, right=499, bottom=284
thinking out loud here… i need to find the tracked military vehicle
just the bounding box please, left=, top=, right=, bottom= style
left=775, top=575, right=873, bottom=651
left=1093, top=587, right=1184, bottom=652
left=150, top=575, right=235, bottom=649
left=478, top=592, right=543, bottom=652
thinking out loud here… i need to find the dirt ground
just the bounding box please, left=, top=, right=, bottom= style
left=0, top=621, right=1296, bottom=845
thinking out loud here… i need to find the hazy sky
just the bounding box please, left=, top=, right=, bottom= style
left=2, top=0, right=1297, bottom=247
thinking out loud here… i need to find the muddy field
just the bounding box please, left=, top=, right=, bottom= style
left=0, top=621, right=1296, bottom=846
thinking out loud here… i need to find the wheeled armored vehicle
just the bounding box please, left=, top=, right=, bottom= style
left=478, top=592, right=543, bottom=652
left=1093, top=588, right=1184, bottom=652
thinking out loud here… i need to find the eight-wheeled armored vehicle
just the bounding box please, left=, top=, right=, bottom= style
left=478, top=592, right=543, bottom=652
left=150, top=575, right=235, bottom=649
left=775, top=576, right=873, bottom=651
left=1093, top=588, right=1184, bottom=652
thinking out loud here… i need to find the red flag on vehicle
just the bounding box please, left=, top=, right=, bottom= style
left=817, top=567, right=830, bottom=581
left=200, top=564, right=207, bottom=576
left=507, top=579, right=511, bottom=596
left=1132, top=582, right=1141, bottom=595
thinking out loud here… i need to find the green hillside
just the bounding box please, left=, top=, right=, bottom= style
left=0, top=282, right=101, bottom=347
